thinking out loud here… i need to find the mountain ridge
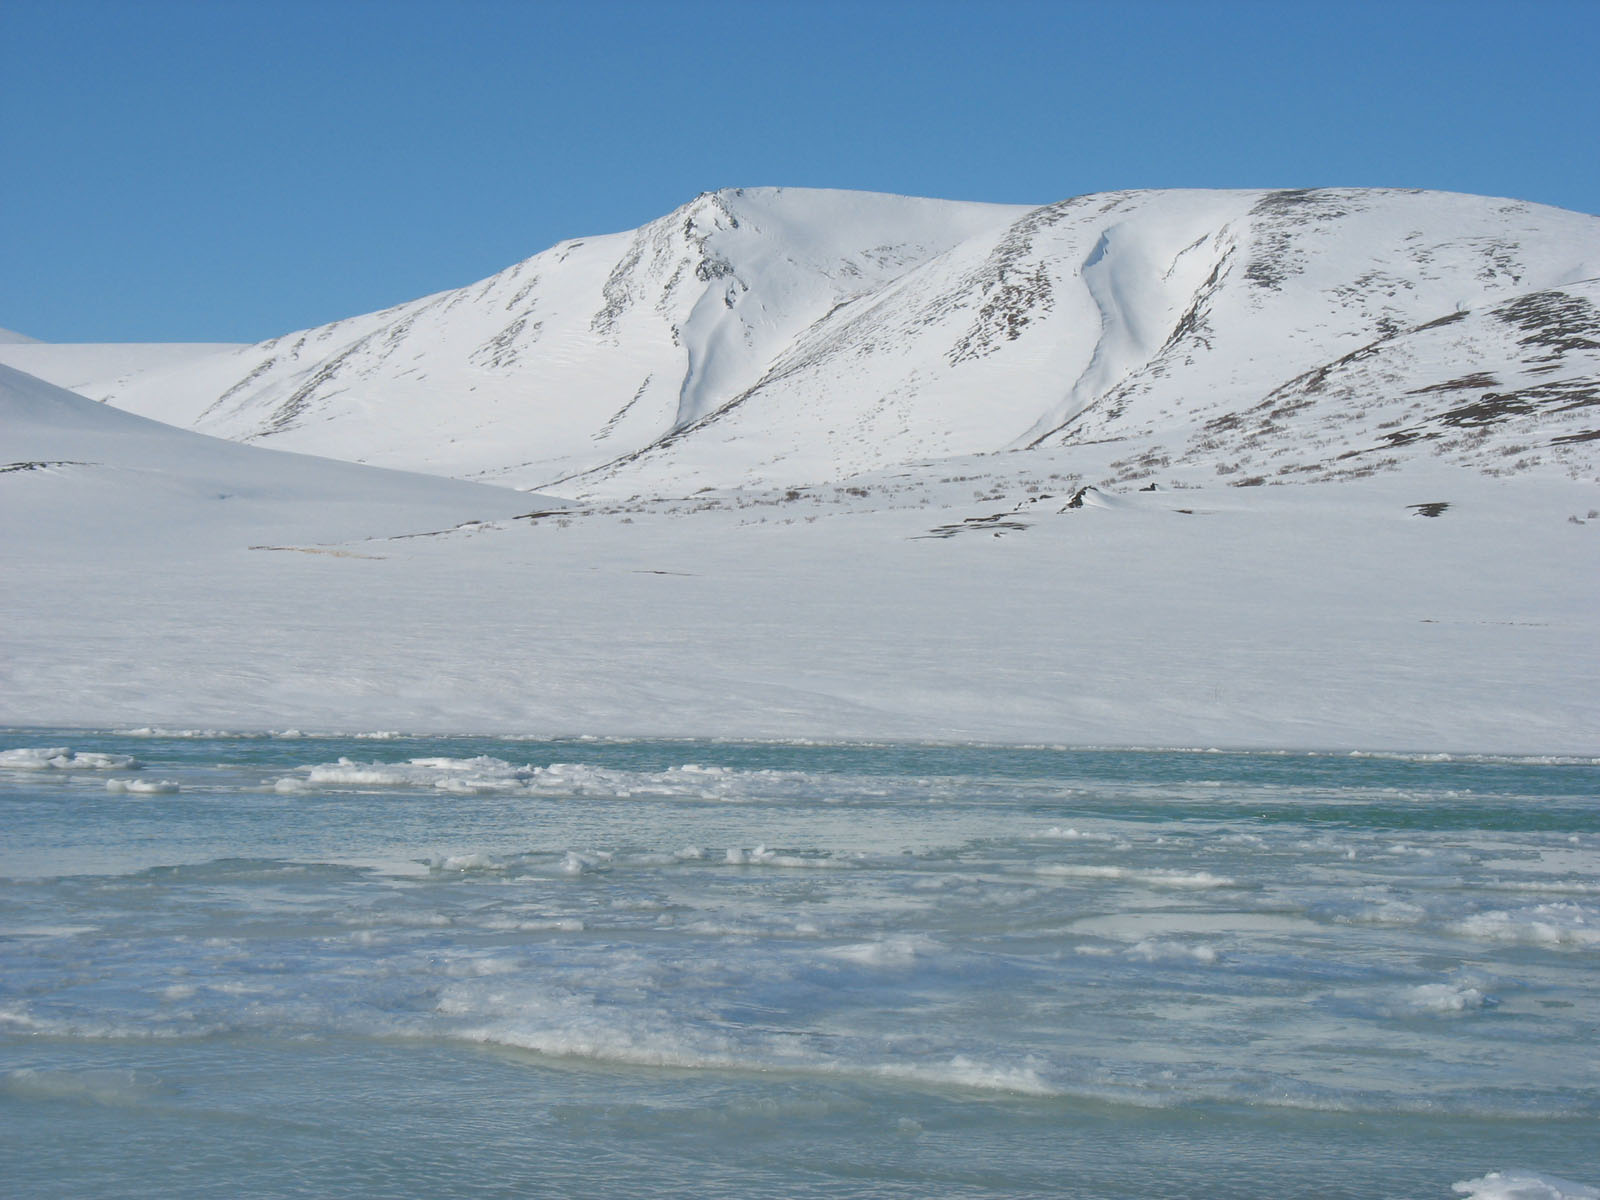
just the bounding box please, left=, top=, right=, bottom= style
left=5, top=186, right=1596, bottom=499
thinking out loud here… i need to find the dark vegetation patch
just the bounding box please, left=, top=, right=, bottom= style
left=1412, top=310, right=1469, bottom=333
left=947, top=263, right=1055, bottom=365
left=1162, top=252, right=1232, bottom=352
left=942, top=200, right=1094, bottom=368
left=1494, top=291, right=1600, bottom=358
left=1408, top=373, right=1499, bottom=395
left=1245, top=189, right=1354, bottom=290
left=1252, top=189, right=1352, bottom=216
left=1, top=460, right=93, bottom=473
left=590, top=235, right=646, bottom=337
left=260, top=331, right=383, bottom=436
left=472, top=316, right=545, bottom=370
left=917, top=513, right=1032, bottom=539
left=593, top=375, right=654, bottom=443
left=1378, top=429, right=1443, bottom=447
left=1438, top=381, right=1598, bottom=427
left=204, top=356, right=278, bottom=418
left=1408, top=502, right=1450, bottom=518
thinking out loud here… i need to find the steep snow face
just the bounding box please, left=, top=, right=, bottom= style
left=0, top=326, right=41, bottom=344
left=570, top=188, right=1600, bottom=496
left=28, top=187, right=1599, bottom=498
left=65, top=188, right=1028, bottom=488
left=1029, top=190, right=1600, bottom=482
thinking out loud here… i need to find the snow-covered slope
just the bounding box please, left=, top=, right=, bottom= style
left=565, top=188, right=1599, bottom=496
left=0, top=363, right=547, bottom=549
left=47, top=189, right=1028, bottom=489
left=29, top=186, right=1597, bottom=498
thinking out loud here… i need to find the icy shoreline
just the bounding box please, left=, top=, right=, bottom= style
left=6, top=728, right=1599, bottom=763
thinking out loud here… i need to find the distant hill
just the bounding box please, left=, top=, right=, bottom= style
left=0, top=362, right=547, bottom=547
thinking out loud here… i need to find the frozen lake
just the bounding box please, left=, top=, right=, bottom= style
left=2, top=732, right=1596, bottom=1197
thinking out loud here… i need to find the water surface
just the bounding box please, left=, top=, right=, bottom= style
left=2, top=731, right=1596, bottom=1197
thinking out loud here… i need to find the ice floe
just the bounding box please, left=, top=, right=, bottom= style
left=0, top=747, right=139, bottom=771
left=105, top=778, right=179, bottom=795
left=1451, top=902, right=1599, bottom=949
left=1454, top=1171, right=1600, bottom=1200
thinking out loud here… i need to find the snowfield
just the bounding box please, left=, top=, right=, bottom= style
left=2, top=186, right=1596, bottom=751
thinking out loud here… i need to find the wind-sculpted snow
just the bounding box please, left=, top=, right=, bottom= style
left=15, top=185, right=1596, bottom=496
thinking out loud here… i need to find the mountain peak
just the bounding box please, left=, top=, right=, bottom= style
left=7, top=186, right=1596, bottom=498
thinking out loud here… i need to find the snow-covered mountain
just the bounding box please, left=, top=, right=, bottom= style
left=4, top=188, right=1597, bottom=750
left=21, top=186, right=1596, bottom=498
left=30, top=189, right=1024, bottom=491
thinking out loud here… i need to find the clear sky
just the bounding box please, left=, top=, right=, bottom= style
left=3, top=0, right=1597, bottom=343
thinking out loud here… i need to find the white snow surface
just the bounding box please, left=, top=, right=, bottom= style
left=2, top=186, right=1598, bottom=751
left=0, top=363, right=551, bottom=549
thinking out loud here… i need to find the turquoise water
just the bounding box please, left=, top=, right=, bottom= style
left=2, top=731, right=1596, bottom=1197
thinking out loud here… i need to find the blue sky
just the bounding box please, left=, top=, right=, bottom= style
left=3, top=0, right=1597, bottom=343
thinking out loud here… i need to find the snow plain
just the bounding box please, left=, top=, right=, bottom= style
left=2, top=186, right=1597, bottom=752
